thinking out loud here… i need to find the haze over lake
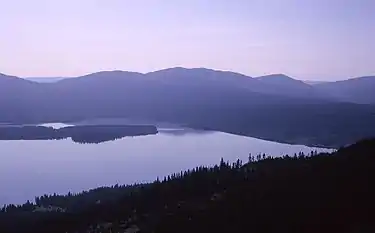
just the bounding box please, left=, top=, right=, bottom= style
left=0, top=124, right=332, bottom=205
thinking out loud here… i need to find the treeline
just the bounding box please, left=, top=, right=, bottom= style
left=0, top=125, right=157, bottom=144
left=0, top=184, right=144, bottom=214
left=1, top=139, right=375, bottom=233
left=185, top=104, right=375, bottom=148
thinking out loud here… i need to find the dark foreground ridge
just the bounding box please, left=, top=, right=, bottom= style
left=0, top=125, right=158, bottom=144
left=1, top=139, right=375, bottom=233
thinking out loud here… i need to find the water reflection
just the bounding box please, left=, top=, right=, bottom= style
left=0, top=126, right=333, bottom=205
left=158, top=128, right=214, bottom=136
left=38, top=123, right=73, bottom=129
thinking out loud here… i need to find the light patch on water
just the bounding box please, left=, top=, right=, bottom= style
left=38, top=123, right=74, bottom=129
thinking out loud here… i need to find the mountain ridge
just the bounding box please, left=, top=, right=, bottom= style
left=1, top=67, right=375, bottom=148
left=3, top=68, right=375, bottom=105
left=5, top=68, right=373, bottom=92
left=315, top=75, right=375, bottom=104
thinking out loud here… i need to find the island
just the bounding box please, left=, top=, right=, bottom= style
left=0, top=125, right=158, bottom=144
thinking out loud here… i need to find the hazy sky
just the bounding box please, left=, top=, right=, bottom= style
left=1, top=0, right=374, bottom=80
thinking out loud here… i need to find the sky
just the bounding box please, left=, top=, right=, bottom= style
left=0, top=0, right=374, bottom=80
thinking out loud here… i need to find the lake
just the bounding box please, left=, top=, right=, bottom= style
left=0, top=125, right=333, bottom=205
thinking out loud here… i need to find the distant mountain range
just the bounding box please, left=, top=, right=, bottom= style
left=1, top=68, right=375, bottom=147
left=22, top=70, right=375, bottom=104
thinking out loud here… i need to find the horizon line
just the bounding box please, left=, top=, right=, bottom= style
left=2, top=67, right=374, bottom=82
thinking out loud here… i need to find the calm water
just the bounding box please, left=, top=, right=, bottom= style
left=0, top=125, right=332, bottom=205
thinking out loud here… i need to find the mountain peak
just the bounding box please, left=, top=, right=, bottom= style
left=150, top=67, right=217, bottom=74
left=0, top=72, right=11, bottom=78
left=345, top=75, right=375, bottom=82
left=256, top=74, right=294, bottom=80
left=88, top=70, right=143, bottom=76
left=255, top=74, right=307, bottom=85
left=80, top=70, right=143, bottom=79
left=147, top=67, right=252, bottom=79
left=0, top=73, right=22, bottom=80
left=254, top=73, right=317, bottom=96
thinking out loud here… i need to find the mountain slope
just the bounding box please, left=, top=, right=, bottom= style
left=257, top=74, right=312, bottom=88
left=147, top=69, right=333, bottom=101
left=304, top=80, right=327, bottom=85
left=0, top=73, right=44, bottom=123
left=0, top=69, right=375, bottom=147
left=255, top=74, right=330, bottom=99
left=315, top=76, right=375, bottom=104
left=44, top=69, right=304, bottom=122
left=43, top=68, right=334, bottom=124
left=145, top=67, right=260, bottom=90
left=25, top=77, right=67, bottom=83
